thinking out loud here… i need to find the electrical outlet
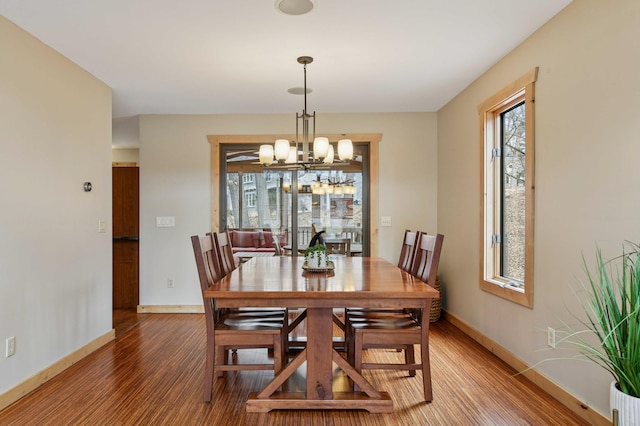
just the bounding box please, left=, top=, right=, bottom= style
left=167, top=279, right=174, bottom=288
left=547, top=327, right=556, bottom=348
left=6, top=336, right=16, bottom=357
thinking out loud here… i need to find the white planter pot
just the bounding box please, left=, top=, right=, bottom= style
left=306, top=254, right=328, bottom=269
left=611, top=381, right=640, bottom=425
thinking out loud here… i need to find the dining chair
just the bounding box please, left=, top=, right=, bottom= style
left=346, top=232, right=444, bottom=402
left=211, top=231, right=294, bottom=351
left=318, top=236, right=352, bottom=346
left=325, top=238, right=351, bottom=256
left=212, top=230, right=238, bottom=275
left=398, top=229, right=419, bottom=273
left=191, top=234, right=286, bottom=403
left=344, top=229, right=418, bottom=332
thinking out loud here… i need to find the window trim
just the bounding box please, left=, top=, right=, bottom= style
left=478, top=68, right=537, bottom=308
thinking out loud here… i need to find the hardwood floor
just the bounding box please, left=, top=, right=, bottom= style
left=0, top=313, right=590, bottom=425
left=112, top=308, right=150, bottom=337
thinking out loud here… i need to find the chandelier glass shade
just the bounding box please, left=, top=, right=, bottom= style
left=258, top=56, right=354, bottom=170
left=282, top=174, right=356, bottom=195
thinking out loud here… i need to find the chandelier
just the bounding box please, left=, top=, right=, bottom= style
left=282, top=174, right=356, bottom=195
left=258, top=56, right=354, bottom=170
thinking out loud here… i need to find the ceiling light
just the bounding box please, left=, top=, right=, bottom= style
left=275, top=0, right=315, bottom=16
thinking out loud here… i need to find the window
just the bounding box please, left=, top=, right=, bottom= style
left=479, top=68, right=537, bottom=308
left=245, top=190, right=257, bottom=208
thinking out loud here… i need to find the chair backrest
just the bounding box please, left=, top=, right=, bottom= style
left=411, top=232, right=444, bottom=286
left=325, top=238, right=351, bottom=256
left=192, top=234, right=230, bottom=330
left=191, top=234, right=223, bottom=326
left=191, top=234, right=223, bottom=293
left=212, top=231, right=236, bottom=276
left=397, top=229, right=419, bottom=273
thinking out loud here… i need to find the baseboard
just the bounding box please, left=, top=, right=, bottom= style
left=0, top=329, right=115, bottom=411
left=441, top=311, right=609, bottom=426
left=137, top=305, right=204, bottom=314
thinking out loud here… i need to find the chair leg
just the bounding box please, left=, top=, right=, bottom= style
left=345, top=318, right=353, bottom=365
left=405, top=344, right=416, bottom=377
left=353, top=331, right=363, bottom=392
left=283, top=308, right=290, bottom=354
left=273, top=333, right=284, bottom=374
left=421, top=332, right=433, bottom=402
left=204, top=338, right=215, bottom=402
left=215, top=346, right=225, bottom=378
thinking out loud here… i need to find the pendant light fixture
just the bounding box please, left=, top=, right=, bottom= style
left=258, top=56, right=354, bottom=170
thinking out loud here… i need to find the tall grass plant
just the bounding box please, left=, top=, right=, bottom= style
left=568, top=242, right=640, bottom=397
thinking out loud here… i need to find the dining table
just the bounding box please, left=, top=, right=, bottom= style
left=204, top=255, right=439, bottom=413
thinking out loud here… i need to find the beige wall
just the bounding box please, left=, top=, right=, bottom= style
left=437, top=0, right=640, bottom=418
left=112, top=148, right=139, bottom=163
left=0, top=16, right=112, bottom=395
left=137, top=113, right=437, bottom=305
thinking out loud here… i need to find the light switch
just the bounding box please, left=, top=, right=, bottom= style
left=98, top=220, right=107, bottom=233
left=156, top=216, right=176, bottom=227
left=381, top=216, right=392, bottom=227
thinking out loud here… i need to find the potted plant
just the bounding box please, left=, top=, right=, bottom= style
left=304, top=244, right=330, bottom=269
left=563, top=242, right=640, bottom=425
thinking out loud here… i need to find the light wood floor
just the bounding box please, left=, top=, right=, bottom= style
left=0, top=312, right=589, bottom=425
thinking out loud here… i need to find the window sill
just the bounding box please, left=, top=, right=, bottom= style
left=480, top=280, right=532, bottom=308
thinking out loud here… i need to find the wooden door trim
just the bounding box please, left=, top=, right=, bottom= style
left=207, top=134, right=381, bottom=257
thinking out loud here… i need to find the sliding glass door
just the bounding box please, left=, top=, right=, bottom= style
left=220, top=143, right=370, bottom=256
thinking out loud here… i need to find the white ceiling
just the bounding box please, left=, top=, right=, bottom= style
left=1, top=0, right=571, bottom=119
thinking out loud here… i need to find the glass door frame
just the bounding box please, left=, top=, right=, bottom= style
left=208, top=134, right=382, bottom=257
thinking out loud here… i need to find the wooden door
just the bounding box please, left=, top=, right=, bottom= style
left=112, top=166, right=139, bottom=309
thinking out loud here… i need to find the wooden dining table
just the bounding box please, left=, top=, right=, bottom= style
left=204, top=255, right=439, bottom=413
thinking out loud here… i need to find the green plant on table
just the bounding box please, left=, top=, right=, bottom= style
left=304, top=244, right=329, bottom=266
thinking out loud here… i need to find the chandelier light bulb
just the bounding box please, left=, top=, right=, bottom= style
left=259, top=145, right=274, bottom=166
left=338, top=139, right=353, bottom=161
left=313, top=137, right=330, bottom=160
left=286, top=146, right=298, bottom=164
left=274, top=139, right=291, bottom=161
left=323, top=145, right=334, bottom=164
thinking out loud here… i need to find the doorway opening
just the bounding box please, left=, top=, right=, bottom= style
left=112, top=163, right=142, bottom=336
left=208, top=134, right=381, bottom=256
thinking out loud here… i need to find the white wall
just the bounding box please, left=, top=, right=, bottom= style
left=137, top=113, right=437, bottom=306
left=0, top=16, right=112, bottom=394
left=437, top=0, right=640, bottom=418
